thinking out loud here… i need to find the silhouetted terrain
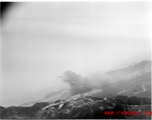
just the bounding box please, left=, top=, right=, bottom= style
left=0, top=96, right=151, bottom=119
left=0, top=103, right=49, bottom=119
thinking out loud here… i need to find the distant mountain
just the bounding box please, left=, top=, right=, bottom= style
left=41, top=89, right=70, bottom=102
left=20, top=60, right=151, bottom=107
left=109, top=60, right=151, bottom=79
left=20, top=89, right=70, bottom=107
left=90, top=60, right=151, bottom=83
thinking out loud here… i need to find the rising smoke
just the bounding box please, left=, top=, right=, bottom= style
left=60, top=71, right=93, bottom=95
left=60, top=61, right=151, bottom=96
left=60, top=70, right=110, bottom=96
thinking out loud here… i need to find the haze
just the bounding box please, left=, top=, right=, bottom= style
left=1, top=2, right=151, bottom=107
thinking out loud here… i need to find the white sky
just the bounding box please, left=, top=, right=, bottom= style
left=1, top=2, right=151, bottom=107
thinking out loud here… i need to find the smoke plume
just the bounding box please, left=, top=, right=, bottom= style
left=60, top=71, right=93, bottom=95
left=60, top=70, right=110, bottom=96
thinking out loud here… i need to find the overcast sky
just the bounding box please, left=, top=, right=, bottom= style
left=1, top=2, right=151, bottom=107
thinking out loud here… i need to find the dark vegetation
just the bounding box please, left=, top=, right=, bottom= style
left=0, top=102, right=49, bottom=119
left=1, top=95, right=151, bottom=119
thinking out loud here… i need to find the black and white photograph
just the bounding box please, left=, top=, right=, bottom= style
left=0, top=1, right=152, bottom=119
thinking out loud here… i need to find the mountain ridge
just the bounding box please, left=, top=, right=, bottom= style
left=1, top=95, right=151, bottom=119
left=20, top=60, right=151, bottom=107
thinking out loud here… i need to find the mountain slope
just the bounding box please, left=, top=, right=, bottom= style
left=36, top=95, right=151, bottom=119
left=1, top=95, right=151, bottom=119
left=20, top=60, right=151, bottom=107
